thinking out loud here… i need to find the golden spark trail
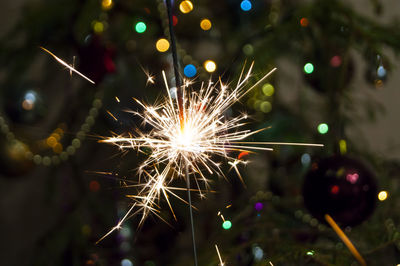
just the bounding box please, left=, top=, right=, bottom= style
left=215, top=244, right=224, bottom=266
left=40, top=47, right=95, bottom=84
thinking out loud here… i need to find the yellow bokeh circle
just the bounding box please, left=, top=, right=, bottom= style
left=156, top=38, right=170, bottom=52
left=179, top=1, right=193, bottom=14
left=200, top=19, right=212, bottom=31
left=204, top=60, right=217, bottom=72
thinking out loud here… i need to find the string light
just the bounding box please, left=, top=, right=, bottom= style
left=300, top=17, right=309, bottom=27
left=93, top=21, right=104, bottom=34
left=222, top=220, right=232, bottom=230
left=242, top=44, right=254, bottom=55
left=184, top=64, right=197, bottom=77
left=330, top=55, right=342, bottom=67
left=203, top=60, right=216, bottom=72
left=200, top=19, right=212, bottom=31
left=179, top=1, right=193, bottom=14
left=262, top=83, right=274, bottom=96
left=135, top=22, right=147, bottom=33
left=339, top=139, right=347, bottom=154
left=304, top=62, right=314, bottom=74
left=260, top=101, right=272, bottom=113
left=102, top=0, right=113, bottom=10
left=317, top=123, right=329, bottom=134
left=172, top=15, right=178, bottom=26
left=156, top=38, right=170, bottom=52
left=301, top=153, right=311, bottom=166
left=254, top=202, right=263, bottom=211
left=378, top=191, right=388, bottom=201
left=240, top=0, right=252, bottom=11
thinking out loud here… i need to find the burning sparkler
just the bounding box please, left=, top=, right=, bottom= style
left=99, top=62, right=323, bottom=237
left=40, top=46, right=323, bottom=245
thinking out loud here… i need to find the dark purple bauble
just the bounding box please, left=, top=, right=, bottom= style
left=302, top=156, right=377, bottom=227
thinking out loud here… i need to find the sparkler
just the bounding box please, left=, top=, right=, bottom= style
left=39, top=47, right=323, bottom=253
left=99, top=62, right=323, bottom=234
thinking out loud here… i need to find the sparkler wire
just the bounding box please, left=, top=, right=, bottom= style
left=186, top=162, right=198, bottom=266
left=165, top=0, right=183, bottom=116
left=165, top=1, right=198, bottom=265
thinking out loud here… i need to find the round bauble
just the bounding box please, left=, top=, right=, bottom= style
left=302, top=156, right=377, bottom=227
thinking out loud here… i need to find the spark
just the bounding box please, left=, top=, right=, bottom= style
left=138, top=63, right=155, bottom=85
left=215, top=244, right=224, bottom=266
left=115, top=96, right=120, bottom=103
left=40, top=47, right=95, bottom=84
left=147, top=74, right=155, bottom=85
left=106, top=110, right=118, bottom=121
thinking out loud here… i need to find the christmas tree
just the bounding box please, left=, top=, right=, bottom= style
left=1, top=0, right=400, bottom=265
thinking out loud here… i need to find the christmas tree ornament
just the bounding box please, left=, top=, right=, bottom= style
left=302, top=156, right=377, bottom=227
left=365, top=54, right=389, bottom=89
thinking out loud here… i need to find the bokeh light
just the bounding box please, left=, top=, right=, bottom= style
left=346, top=173, right=359, bottom=184
left=262, top=83, right=274, bottom=96
left=156, top=38, right=170, bottom=52
left=339, top=139, right=347, bottom=154
left=22, top=90, right=37, bottom=111
left=240, top=0, right=252, bottom=11
left=89, top=180, right=101, bottom=192
left=306, top=250, right=315, bottom=256
left=242, top=44, right=254, bottom=55
left=179, top=1, right=193, bottom=14
left=121, top=259, right=133, bottom=266
left=300, top=17, right=309, bottom=27
left=222, top=220, right=232, bottom=230
left=172, top=15, right=178, bottom=26
left=378, top=191, right=388, bottom=201
left=330, top=55, right=342, bottom=67
left=252, top=246, right=264, bottom=261
left=204, top=60, right=216, bottom=72
left=46, top=136, right=57, bottom=147
left=331, top=185, right=339, bottom=195
left=317, top=123, right=328, bottom=134
left=304, top=62, right=314, bottom=74
left=93, top=21, right=104, bottom=33
left=260, top=101, right=272, bottom=113
left=135, top=22, right=147, bottom=33
left=53, top=143, right=63, bottom=154
left=301, top=153, right=311, bottom=166
left=254, top=202, right=263, bottom=211
left=200, top=18, right=212, bottom=30
left=184, top=64, right=197, bottom=77
left=102, top=0, right=113, bottom=10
